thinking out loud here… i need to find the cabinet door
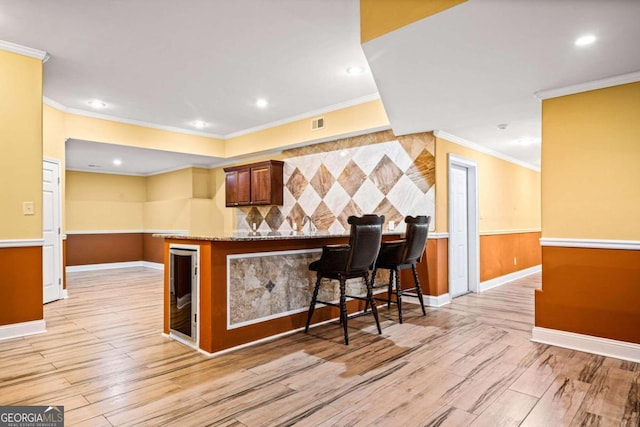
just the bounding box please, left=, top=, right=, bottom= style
left=251, top=166, right=272, bottom=204
left=237, top=169, right=251, bottom=205
left=225, top=169, right=251, bottom=206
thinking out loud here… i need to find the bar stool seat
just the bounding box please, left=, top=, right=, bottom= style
left=305, top=214, right=385, bottom=345
left=369, top=215, right=431, bottom=323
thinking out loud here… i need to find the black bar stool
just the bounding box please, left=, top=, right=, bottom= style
left=368, top=215, right=431, bottom=323
left=305, top=214, right=385, bottom=345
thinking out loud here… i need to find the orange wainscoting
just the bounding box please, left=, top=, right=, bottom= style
left=0, top=246, right=43, bottom=327
left=536, top=246, right=640, bottom=344
left=480, top=232, right=541, bottom=282
left=66, top=232, right=163, bottom=266
left=399, top=237, right=448, bottom=296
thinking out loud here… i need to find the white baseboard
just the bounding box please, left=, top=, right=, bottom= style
left=0, top=320, right=47, bottom=341
left=403, top=293, right=451, bottom=307
left=67, top=261, right=164, bottom=272
left=479, top=265, right=541, bottom=292
left=142, top=261, right=164, bottom=270
left=61, top=289, right=69, bottom=299
left=532, top=327, right=640, bottom=363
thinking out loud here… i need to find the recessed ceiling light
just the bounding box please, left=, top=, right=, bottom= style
left=497, top=123, right=509, bottom=131
left=191, top=120, right=208, bottom=129
left=514, top=137, right=540, bottom=145
left=113, top=159, right=122, bottom=166
left=87, top=99, right=107, bottom=109
left=575, top=34, right=597, bottom=47
left=256, top=98, right=268, bottom=108
left=346, top=66, right=365, bottom=75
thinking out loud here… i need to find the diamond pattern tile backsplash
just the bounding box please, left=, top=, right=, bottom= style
left=237, top=131, right=435, bottom=234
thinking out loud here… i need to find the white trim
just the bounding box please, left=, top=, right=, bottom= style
left=531, top=327, right=640, bottom=364
left=224, top=93, right=381, bottom=139
left=168, top=244, right=200, bottom=348
left=0, top=320, right=47, bottom=341
left=142, top=261, right=164, bottom=270
left=61, top=289, right=69, bottom=299
left=480, top=229, right=541, bottom=236
left=62, top=234, right=67, bottom=240
left=66, top=261, right=144, bottom=272
left=428, top=232, right=449, bottom=239
left=0, top=239, right=44, bottom=248
left=0, top=40, right=48, bottom=61
left=402, top=293, right=451, bottom=307
left=425, top=293, right=451, bottom=307
left=65, top=229, right=188, bottom=235
left=540, top=238, right=640, bottom=251
left=42, top=97, right=225, bottom=139
left=479, top=265, right=541, bottom=292
left=535, top=71, right=640, bottom=101
left=435, top=130, right=540, bottom=172
left=448, top=154, right=480, bottom=296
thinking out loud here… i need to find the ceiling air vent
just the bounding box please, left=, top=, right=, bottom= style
left=311, top=117, right=324, bottom=130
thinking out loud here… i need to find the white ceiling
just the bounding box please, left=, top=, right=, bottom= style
left=1, top=0, right=639, bottom=173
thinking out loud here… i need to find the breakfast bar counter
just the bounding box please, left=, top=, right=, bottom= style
left=156, top=231, right=405, bottom=354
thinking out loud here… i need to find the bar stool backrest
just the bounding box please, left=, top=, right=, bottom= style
left=345, top=214, right=385, bottom=274
left=402, top=215, right=431, bottom=264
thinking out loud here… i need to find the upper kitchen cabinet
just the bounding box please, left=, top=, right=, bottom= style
left=224, top=160, right=284, bottom=207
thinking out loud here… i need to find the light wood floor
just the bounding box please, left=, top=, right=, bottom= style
left=1, top=268, right=638, bottom=426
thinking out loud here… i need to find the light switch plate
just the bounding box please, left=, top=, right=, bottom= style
left=23, top=201, right=34, bottom=215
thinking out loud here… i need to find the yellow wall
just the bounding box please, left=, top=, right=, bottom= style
left=224, top=99, right=389, bottom=158
left=66, top=171, right=145, bottom=231
left=541, top=82, right=640, bottom=240
left=63, top=114, right=225, bottom=158
left=360, top=0, right=466, bottom=43
left=435, top=137, right=541, bottom=234
left=0, top=50, right=43, bottom=239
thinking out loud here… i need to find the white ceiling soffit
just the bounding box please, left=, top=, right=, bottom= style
left=363, top=0, right=640, bottom=163
left=0, top=0, right=378, bottom=137
left=65, top=139, right=226, bottom=176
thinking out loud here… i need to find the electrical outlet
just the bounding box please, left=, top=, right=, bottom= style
left=23, top=201, right=34, bottom=215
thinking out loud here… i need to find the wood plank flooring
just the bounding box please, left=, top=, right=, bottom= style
left=1, top=268, right=638, bottom=426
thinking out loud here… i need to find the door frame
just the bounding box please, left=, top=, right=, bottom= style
left=447, top=153, right=480, bottom=295
left=43, top=157, right=64, bottom=302
left=168, top=243, right=200, bottom=350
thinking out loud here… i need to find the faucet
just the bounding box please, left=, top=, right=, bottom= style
left=302, top=215, right=315, bottom=233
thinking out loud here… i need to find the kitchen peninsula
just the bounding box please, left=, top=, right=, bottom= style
left=157, top=231, right=404, bottom=354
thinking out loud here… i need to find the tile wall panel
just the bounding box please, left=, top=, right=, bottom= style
left=236, top=131, right=435, bottom=233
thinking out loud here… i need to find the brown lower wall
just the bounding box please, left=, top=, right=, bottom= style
left=536, top=246, right=640, bottom=344
left=66, top=233, right=164, bottom=266
left=0, top=246, right=43, bottom=326
left=480, top=232, right=541, bottom=281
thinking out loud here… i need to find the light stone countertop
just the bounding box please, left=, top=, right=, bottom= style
left=153, top=231, right=403, bottom=242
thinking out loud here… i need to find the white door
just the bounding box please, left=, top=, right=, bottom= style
left=43, top=160, right=62, bottom=303
left=450, top=164, right=469, bottom=297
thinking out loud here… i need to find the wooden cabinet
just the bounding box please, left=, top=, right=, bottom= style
left=224, top=160, right=283, bottom=207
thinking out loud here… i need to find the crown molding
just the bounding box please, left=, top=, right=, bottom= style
left=42, top=97, right=226, bottom=139
left=434, top=130, right=540, bottom=172
left=224, top=93, right=382, bottom=139
left=0, top=40, right=48, bottom=61
left=535, top=71, right=640, bottom=100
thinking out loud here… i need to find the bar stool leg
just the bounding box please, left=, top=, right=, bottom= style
left=363, top=268, right=378, bottom=314
left=387, top=269, right=394, bottom=309
left=365, top=272, right=382, bottom=334
left=339, top=276, right=349, bottom=345
left=412, top=264, right=427, bottom=316
left=305, top=273, right=322, bottom=333
left=395, top=269, right=403, bottom=324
